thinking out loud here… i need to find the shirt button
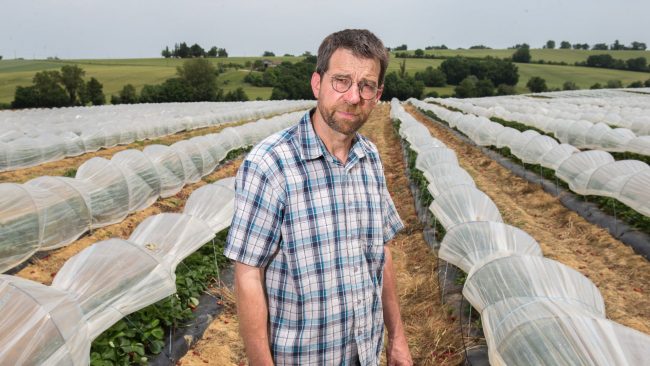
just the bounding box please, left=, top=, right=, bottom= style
left=357, top=329, right=363, bottom=336
left=354, top=266, right=359, bottom=273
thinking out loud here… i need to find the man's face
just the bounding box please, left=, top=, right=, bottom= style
left=311, top=48, right=383, bottom=136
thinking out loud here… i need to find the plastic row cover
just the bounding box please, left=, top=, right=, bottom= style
left=0, top=177, right=235, bottom=365
left=0, top=100, right=316, bottom=172
left=391, top=99, right=650, bottom=365
left=427, top=92, right=650, bottom=154
left=0, top=110, right=304, bottom=273
left=410, top=99, right=650, bottom=218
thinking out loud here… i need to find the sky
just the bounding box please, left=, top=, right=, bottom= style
left=1, top=0, right=648, bottom=60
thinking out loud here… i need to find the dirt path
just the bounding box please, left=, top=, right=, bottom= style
left=0, top=117, right=257, bottom=184
left=15, top=158, right=243, bottom=285
left=180, top=104, right=465, bottom=365
left=406, top=104, right=650, bottom=335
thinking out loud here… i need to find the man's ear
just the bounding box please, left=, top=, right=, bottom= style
left=311, top=72, right=321, bottom=99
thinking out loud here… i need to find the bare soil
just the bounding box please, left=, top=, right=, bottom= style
left=406, top=104, right=650, bottom=335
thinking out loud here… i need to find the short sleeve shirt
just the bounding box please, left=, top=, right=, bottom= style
left=224, top=109, right=404, bottom=365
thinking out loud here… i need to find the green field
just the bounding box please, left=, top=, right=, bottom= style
left=0, top=57, right=293, bottom=103
left=1, top=49, right=649, bottom=103
left=390, top=57, right=650, bottom=94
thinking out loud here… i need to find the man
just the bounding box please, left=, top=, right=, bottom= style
left=224, top=29, right=412, bottom=365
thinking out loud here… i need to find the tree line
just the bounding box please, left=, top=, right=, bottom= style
left=543, top=39, right=646, bottom=51
left=10, top=59, right=251, bottom=109
left=12, top=65, right=105, bottom=108
left=161, top=42, right=228, bottom=58
left=112, top=59, right=247, bottom=104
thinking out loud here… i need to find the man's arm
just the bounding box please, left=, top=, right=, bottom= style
left=382, top=246, right=413, bottom=366
left=235, top=262, right=274, bottom=365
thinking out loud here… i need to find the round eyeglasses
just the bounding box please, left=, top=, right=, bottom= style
left=330, top=75, right=380, bottom=100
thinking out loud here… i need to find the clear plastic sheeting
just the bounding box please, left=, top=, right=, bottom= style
left=474, top=121, right=504, bottom=147
left=75, top=157, right=131, bottom=227
left=415, top=148, right=459, bottom=173
left=495, top=128, right=521, bottom=149
left=0, top=184, right=41, bottom=272
left=556, top=151, right=615, bottom=194
left=111, top=150, right=162, bottom=212
left=171, top=140, right=205, bottom=182
left=585, top=160, right=650, bottom=197
left=0, top=176, right=236, bottom=362
left=51, top=238, right=173, bottom=324
left=0, top=110, right=306, bottom=273
left=482, top=298, right=650, bottom=366
left=184, top=184, right=236, bottom=232
left=0, top=275, right=89, bottom=366
left=409, top=98, right=650, bottom=218
left=0, top=100, right=316, bottom=172
left=509, top=130, right=541, bottom=158
left=128, top=213, right=215, bottom=268
left=390, top=99, right=650, bottom=366
left=24, top=177, right=92, bottom=250
left=438, top=221, right=541, bottom=273
left=539, top=144, right=579, bottom=170
left=463, top=255, right=606, bottom=316
left=425, top=90, right=650, bottom=155
left=518, top=135, right=559, bottom=165
left=144, top=145, right=186, bottom=198
left=619, top=170, right=650, bottom=217
left=626, top=136, right=650, bottom=156
left=60, top=131, right=86, bottom=157
left=429, top=185, right=503, bottom=230
left=599, top=128, right=636, bottom=152
left=425, top=163, right=476, bottom=198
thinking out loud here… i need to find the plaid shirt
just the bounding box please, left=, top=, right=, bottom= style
left=225, top=109, right=404, bottom=365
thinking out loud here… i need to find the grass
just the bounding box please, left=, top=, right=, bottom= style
left=217, top=69, right=272, bottom=100
left=1, top=49, right=649, bottom=103
left=516, top=62, right=650, bottom=90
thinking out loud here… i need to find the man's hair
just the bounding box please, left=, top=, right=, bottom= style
left=316, top=29, right=389, bottom=86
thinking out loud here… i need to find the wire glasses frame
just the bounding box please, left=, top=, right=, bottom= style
left=329, top=75, right=380, bottom=100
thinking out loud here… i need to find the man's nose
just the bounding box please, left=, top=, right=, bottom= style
left=342, top=83, right=361, bottom=104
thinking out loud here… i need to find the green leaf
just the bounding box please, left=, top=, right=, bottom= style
left=150, top=327, right=164, bottom=340
left=149, top=340, right=164, bottom=354
left=132, top=343, right=146, bottom=356
left=148, top=318, right=160, bottom=328
left=190, top=297, right=200, bottom=306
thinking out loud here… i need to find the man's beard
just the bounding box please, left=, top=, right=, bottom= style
left=319, top=104, right=368, bottom=136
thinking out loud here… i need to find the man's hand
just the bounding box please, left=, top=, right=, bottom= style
left=386, top=334, right=413, bottom=366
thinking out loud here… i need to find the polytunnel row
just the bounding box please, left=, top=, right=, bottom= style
left=537, top=88, right=650, bottom=99
left=0, top=100, right=316, bottom=172
left=410, top=98, right=650, bottom=218
left=426, top=93, right=650, bottom=155
left=390, top=98, right=650, bottom=366
left=0, top=176, right=236, bottom=365
left=0, top=110, right=307, bottom=274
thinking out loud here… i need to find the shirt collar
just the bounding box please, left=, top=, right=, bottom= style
left=298, top=109, right=368, bottom=163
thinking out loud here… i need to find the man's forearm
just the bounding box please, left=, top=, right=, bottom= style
left=382, top=247, right=407, bottom=339
left=234, top=262, right=274, bottom=365
left=382, top=246, right=413, bottom=365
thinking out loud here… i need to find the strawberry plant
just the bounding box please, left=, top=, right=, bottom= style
left=90, top=230, right=229, bottom=365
